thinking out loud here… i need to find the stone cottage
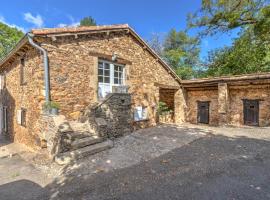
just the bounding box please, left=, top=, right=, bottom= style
left=0, top=24, right=269, bottom=162
left=0, top=24, right=185, bottom=161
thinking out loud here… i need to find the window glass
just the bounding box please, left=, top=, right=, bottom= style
left=114, top=65, right=124, bottom=85
left=104, top=69, right=110, bottom=76
left=98, top=61, right=111, bottom=83
left=104, top=77, right=110, bottom=83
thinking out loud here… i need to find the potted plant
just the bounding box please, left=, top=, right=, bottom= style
left=43, top=101, right=60, bottom=115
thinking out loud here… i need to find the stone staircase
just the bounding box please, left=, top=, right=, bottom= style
left=54, top=121, right=113, bottom=165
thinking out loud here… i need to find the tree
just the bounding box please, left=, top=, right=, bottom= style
left=187, top=0, right=270, bottom=78
left=0, top=22, right=24, bottom=60
left=202, top=28, right=270, bottom=77
left=188, top=0, right=270, bottom=36
left=147, top=33, right=163, bottom=57
left=163, top=29, right=201, bottom=79
left=79, top=16, right=97, bottom=26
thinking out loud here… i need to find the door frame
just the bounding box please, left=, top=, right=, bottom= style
left=243, top=99, right=260, bottom=126
left=197, top=101, right=210, bottom=124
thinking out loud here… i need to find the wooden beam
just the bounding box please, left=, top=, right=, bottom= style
left=88, top=51, right=132, bottom=65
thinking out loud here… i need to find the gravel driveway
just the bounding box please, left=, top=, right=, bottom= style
left=1, top=124, right=270, bottom=200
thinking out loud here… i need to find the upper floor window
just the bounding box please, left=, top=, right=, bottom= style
left=20, top=58, right=26, bottom=85
left=98, top=61, right=110, bottom=84
left=98, top=60, right=126, bottom=99
left=114, top=65, right=124, bottom=85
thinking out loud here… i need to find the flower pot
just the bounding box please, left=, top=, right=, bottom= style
left=51, top=108, right=59, bottom=115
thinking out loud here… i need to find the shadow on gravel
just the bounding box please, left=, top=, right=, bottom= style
left=2, top=133, right=270, bottom=200
left=0, top=180, right=45, bottom=200
left=41, top=133, right=270, bottom=200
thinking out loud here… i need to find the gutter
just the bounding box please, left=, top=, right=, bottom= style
left=27, top=33, right=50, bottom=103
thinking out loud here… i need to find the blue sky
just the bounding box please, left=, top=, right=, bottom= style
left=0, top=0, right=238, bottom=59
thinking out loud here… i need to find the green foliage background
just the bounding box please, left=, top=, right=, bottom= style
left=0, top=22, right=23, bottom=60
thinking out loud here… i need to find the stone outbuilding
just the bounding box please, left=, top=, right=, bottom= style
left=0, top=24, right=269, bottom=156
left=182, top=74, right=270, bottom=127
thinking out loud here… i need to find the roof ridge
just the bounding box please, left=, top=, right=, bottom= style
left=31, top=24, right=130, bottom=35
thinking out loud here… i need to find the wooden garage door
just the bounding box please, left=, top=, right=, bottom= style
left=197, top=101, right=210, bottom=124
left=243, top=100, right=259, bottom=126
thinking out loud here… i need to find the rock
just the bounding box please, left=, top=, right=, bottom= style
left=69, top=111, right=81, bottom=120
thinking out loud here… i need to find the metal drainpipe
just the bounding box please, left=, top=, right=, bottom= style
left=27, top=33, right=50, bottom=103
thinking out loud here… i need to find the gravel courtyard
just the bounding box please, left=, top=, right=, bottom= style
left=1, top=124, right=270, bottom=200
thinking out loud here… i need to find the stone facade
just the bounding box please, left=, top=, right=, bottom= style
left=183, top=81, right=270, bottom=127
left=228, top=85, right=270, bottom=126
left=0, top=48, right=45, bottom=149
left=83, top=93, right=132, bottom=138
left=186, top=89, right=219, bottom=125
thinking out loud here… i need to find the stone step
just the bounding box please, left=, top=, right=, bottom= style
left=55, top=140, right=113, bottom=165
left=71, top=136, right=104, bottom=150
left=67, top=131, right=94, bottom=140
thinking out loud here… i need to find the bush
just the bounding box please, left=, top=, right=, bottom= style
left=157, top=101, right=172, bottom=115
left=43, top=101, right=60, bottom=110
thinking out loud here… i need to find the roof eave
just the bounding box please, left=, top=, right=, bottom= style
left=0, top=34, right=29, bottom=67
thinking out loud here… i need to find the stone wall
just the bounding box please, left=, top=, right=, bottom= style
left=228, top=85, right=270, bottom=126
left=184, top=83, right=270, bottom=127
left=0, top=48, right=45, bottom=149
left=186, top=89, right=219, bottom=125
left=83, top=93, right=132, bottom=138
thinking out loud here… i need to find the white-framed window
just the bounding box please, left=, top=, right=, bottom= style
left=17, top=108, right=26, bottom=127
left=114, top=65, right=124, bottom=85
left=0, top=74, right=5, bottom=90
left=98, top=60, right=125, bottom=99
left=3, top=106, right=7, bottom=132
left=98, top=62, right=110, bottom=84
left=134, top=106, right=148, bottom=121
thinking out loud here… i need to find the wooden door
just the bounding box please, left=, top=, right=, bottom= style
left=243, top=100, right=259, bottom=126
left=197, top=101, right=209, bottom=124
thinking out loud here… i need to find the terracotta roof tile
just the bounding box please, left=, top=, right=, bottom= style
left=31, top=24, right=129, bottom=35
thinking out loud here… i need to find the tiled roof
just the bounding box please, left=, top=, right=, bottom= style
left=31, top=24, right=129, bottom=35
left=182, top=72, right=270, bottom=85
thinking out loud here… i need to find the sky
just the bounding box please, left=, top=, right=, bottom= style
left=0, top=0, right=238, bottom=59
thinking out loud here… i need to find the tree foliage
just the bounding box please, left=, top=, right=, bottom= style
left=148, top=30, right=201, bottom=79
left=79, top=16, right=97, bottom=26
left=188, top=0, right=270, bottom=78
left=188, top=0, right=269, bottom=36
left=201, top=29, right=270, bottom=77
left=0, top=22, right=24, bottom=60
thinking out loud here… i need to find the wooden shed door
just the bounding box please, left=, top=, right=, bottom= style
left=243, top=100, right=259, bottom=126
left=197, top=102, right=209, bottom=124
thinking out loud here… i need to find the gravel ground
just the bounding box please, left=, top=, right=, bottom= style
left=1, top=124, right=270, bottom=200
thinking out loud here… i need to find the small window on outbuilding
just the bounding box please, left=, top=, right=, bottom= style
left=3, top=106, right=7, bottom=132
left=0, top=74, right=5, bottom=90
left=17, top=108, right=27, bottom=127
left=20, top=58, right=26, bottom=85
left=134, top=106, right=148, bottom=121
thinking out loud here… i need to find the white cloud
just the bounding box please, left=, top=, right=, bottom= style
left=23, top=12, right=44, bottom=28
left=0, top=15, right=26, bottom=32
left=57, top=15, right=79, bottom=28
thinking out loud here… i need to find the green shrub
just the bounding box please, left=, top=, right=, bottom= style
left=43, top=101, right=60, bottom=110
left=157, top=101, right=172, bottom=115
